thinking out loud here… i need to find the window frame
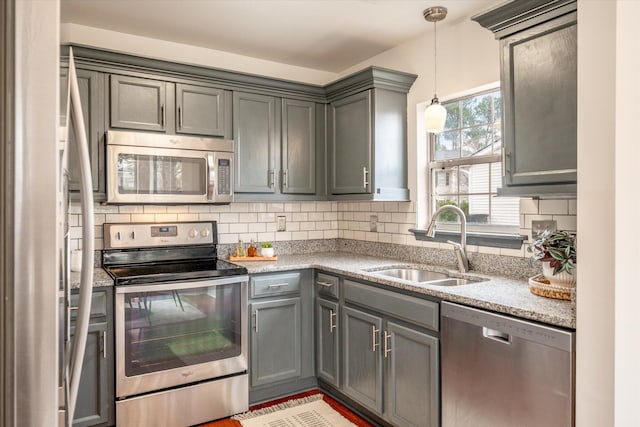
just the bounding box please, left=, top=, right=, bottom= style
left=411, top=83, right=525, bottom=249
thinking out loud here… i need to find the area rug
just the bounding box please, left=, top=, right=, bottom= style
left=198, top=390, right=372, bottom=427
left=232, top=394, right=356, bottom=426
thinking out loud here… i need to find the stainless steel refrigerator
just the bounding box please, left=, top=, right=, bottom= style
left=1, top=2, right=94, bottom=426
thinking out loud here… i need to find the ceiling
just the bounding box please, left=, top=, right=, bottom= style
left=60, top=0, right=498, bottom=73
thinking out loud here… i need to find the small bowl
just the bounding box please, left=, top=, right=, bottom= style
left=261, top=247, right=275, bottom=258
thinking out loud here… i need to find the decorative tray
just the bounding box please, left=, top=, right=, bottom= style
left=229, top=255, right=278, bottom=261
left=528, top=274, right=573, bottom=301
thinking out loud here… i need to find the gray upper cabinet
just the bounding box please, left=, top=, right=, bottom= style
left=326, top=67, right=416, bottom=201
left=110, top=74, right=167, bottom=132
left=233, top=92, right=278, bottom=193
left=60, top=68, right=106, bottom=201
left=473, top=0, right=577, bottom=196
left=329, top=91, right=372, bottom=195
left=176, top=83, right=227, bottom=137
left=281, top=99, right=316, bottom=194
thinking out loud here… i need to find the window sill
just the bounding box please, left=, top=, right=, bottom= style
left=409, top=229, right=526, bottom=250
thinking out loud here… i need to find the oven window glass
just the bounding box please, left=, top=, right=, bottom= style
left=123, top=283, right=241, bottom=376
left=117, top=153, right=206, bottom=195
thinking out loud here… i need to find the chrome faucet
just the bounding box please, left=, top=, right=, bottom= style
left=425, top=205, right=469, bottom=273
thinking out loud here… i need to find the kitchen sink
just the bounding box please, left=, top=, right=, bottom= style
left=370, top=268, right=485, bottom=286
left=373, top=268, right=449, bottom=282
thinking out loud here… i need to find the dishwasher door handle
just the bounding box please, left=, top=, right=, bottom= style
left=483, top=327, right=511, bottom=344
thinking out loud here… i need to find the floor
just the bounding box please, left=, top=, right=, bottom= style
left=198, top=389, right=373, bottom=426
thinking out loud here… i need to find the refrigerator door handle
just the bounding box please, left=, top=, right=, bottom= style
left=65, top=48, right=95, bottom=426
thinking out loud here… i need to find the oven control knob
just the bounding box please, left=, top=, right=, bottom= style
left=188, top=228, right=198, bottom=238
left=200, top=228, right=210, bottom=238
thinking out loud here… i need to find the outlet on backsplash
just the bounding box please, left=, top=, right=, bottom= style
left=277, top=216, right=286, bottom=232
left=369, top=215, right=378, bottom=232
left=532, top=220, right=557, bottom=239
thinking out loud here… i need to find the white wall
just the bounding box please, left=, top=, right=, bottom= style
left=60, top=23, right=336, bottom=85
left=613, top=1, right=640, bottom=425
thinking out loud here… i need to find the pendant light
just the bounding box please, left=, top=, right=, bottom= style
left=423, top=6, right=447, bottom=134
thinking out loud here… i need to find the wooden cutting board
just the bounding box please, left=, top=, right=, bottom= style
left=229, top=255, right=278, bottom=261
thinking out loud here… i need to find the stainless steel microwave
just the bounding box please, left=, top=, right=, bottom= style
left=106, top=130, right=234, bottom=204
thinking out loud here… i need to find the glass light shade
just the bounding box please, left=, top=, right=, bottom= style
left=425, top=100, right=447, bottom=134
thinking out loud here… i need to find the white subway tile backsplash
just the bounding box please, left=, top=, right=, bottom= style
left=539, top=199, right=568, bottom=215
left=300, top=222, right=316, bottom=231
left=300, top=202, right=316, bottom=212
left=568, top=199, right=577, bottom=215
left=519, top=198, right=539, bottom=214
left=284, top=203, right=301, bottom=212
left=131, top=213, right=156, bottom=222
left=248, top=203, right=267, bottom=212
left=119, top=205, right=144, bottom=214
left=554, top=215, right=577, bottom=231
left=220, top=213, right=239, bottom=223
left=143, top=205, right=167, bottom=214
left=177, top=213, right=199, bottom=222
left=324, top=229, right=339, bottom=239
left=239, top=213, right=258, bottom=223
left=257, top=232, right=275, bottom=242
left=155, top=214, right=178, bottom=222
left=291, top=231, right=308, bottom=240
left=384, top=202, right=399, bottom=212
left=275, top=231, right=292, bottom=241
left=219, top=233, right=238, bottom=244
left=166, top=205, right=190, bottom=213
left=188, top=205, right=210, bottom=213
left=198, top=213, right=220, bottom=222
left=292, top=212, right=308, bottom=222
left=308, top=230, right=324, bottom=240
left=248, top=222, right=267, bottom=233
left=105, top=213, right=131, bottom=223
left=229, top=223, right=248, bottom=233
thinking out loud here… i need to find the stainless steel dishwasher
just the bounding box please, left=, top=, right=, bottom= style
left=441, top=302, right=575, bottom=427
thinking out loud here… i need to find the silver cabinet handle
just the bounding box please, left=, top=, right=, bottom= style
left=269, top=170, right=275, bottom=188
left=254, top=310, right=259, bottom=333
left=316, top=281, right=334, bottom=288
left=371, top=325, right=380, bottom=352
left=363, top=167, right=369, bottom=189
left=178, top=106, right=183, bottom=129
left=384, top=330, right=391, bottom=358
left=283, top=169, right=288, bottom=188
left=329, top=309, right=337, bottom=333
left=102, top=330, right=107, bottom=359
left=267, top=283, right=289, bottom=289
left=160, top=105, right=165, bottom=127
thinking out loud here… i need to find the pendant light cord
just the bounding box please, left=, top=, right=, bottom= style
left=433, top=20, right=438, bottom=99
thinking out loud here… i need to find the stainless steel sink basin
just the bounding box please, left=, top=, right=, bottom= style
left=371, top=268, right=485, bottom=286
left=373, top=268, right=449, bottom=282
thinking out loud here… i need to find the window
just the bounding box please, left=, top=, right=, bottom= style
left=429, top=87, right=520, bottom=234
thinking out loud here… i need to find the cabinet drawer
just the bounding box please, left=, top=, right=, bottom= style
left=315, top=272, right=339, bottom=299
left=343, top=280, right=439, bottom=331
left=70, top=288, right=109, bottom=320
left=251, top=272, right=301, bottom=298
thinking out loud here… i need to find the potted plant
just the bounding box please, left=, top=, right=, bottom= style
left=260, top=242, right=274, bottom=258
left=527, top=230, right=576, bottom=287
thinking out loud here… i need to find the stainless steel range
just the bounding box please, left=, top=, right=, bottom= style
left=102, top=221, right=249, bottom=426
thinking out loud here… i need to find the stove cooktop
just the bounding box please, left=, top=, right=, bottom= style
left=104, top=259, right=248, bottom=286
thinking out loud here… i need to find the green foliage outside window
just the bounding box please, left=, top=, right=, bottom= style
left=435, top=199, right=469, bottom=222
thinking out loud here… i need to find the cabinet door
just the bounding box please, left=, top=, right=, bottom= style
left=233, top=92, right=277, bottom=193
left=176, top=83, right=226, bottom=137
left=250, top=298, right=301, bottom=387
left=72, top=322, right=110, bottom=427
left=316, top=298, right=339, bottom=387
left=342, top=305, right=383, bottom=414
left=501, top=12, right=577, bottom=190
left=282, top=99, right=315, bottom=194
left=60, top=68, right=106, bottom=198
left=384, top=321, right=439, bottom=427
left=110, top=75, right=167, bottom=132
left=329, top=90, right=371, bottom=195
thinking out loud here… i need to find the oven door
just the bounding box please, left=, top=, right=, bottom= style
left=114, top=276, right=248, bottom=398
left=107, top=144, right=212, bottom=204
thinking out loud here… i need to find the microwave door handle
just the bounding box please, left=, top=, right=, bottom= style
left=207, top=153, right=215, bottom=201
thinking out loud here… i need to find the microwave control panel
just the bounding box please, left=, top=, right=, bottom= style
left=217, top=158, right=231, bottom=195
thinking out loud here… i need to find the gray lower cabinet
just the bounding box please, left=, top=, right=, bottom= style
left=473, top=0, right=577, bottom=196
left=248, top=271, right=315, bottom=403
left=70, top=288, right=114, bottom=427
left=110, top=74, right=168, bottom=132
left=342, top=305, right=384, bottom=414
left=60, top=67, right=106, bottom=201
left=250, top=297, right=301, bottom=386
left=316, top=297, right=340, bottom=387
left=340, top=279, right=440, bottom=427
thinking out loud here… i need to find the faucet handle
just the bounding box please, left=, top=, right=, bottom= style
left=446, top=240, right=463, bottom=250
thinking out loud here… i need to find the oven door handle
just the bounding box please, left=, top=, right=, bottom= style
left=115, top=276, right=248, bottom=294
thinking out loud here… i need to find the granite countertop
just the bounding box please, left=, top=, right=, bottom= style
left=70, top=268, right=114, bottom=289
left=230, top=252, right=576, bottom=329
